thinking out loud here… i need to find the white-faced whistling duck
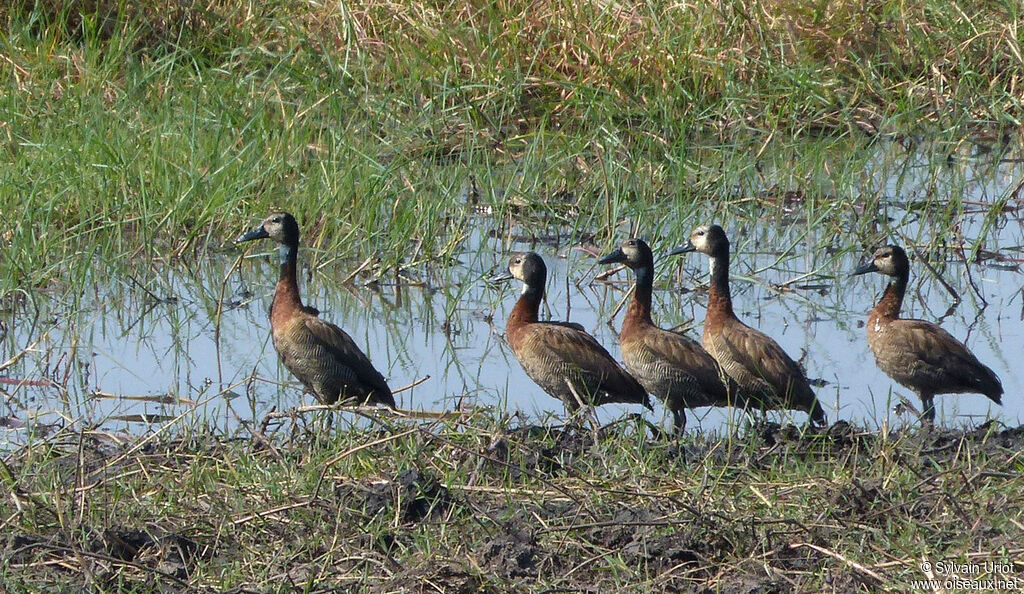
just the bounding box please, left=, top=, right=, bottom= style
left=850, top=244, right=1002, bottom=424
left=491, top=251, right=652, bottom=415
left=669, top=225, right=826, bottom=425
left=598, top=238, right=738, bottom=433
left=235, top=212, right=395, bottom=408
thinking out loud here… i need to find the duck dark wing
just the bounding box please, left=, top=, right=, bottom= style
left=638, top=328, right=732, bottom=400
left=885, top=319, right=1003, bottom=402
left=543, top=320, right=587, bottom=332
left=709, top=321, right=817, bottom=411
left=523, top=323, right=651, bottom=408
left=302, top=317, right=395, bottom=407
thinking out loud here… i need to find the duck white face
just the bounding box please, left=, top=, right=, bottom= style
left=667, top=224, right=729, bottom=278
left=236, top=212, right=299, bottom=246
left=688, top=225, right=713, bottom=254
left=851, top=245, right=909, bottom=278
left=618, top=238, right=646, bottom=265
left=682, top=225, right=730, bottom=277
left=598, top=238, right=652, bottom=269
left=689, top=225, right=729, bottom=255
left=508, top=253, right=529, bottom=294
left=259, top=213, right=293, bottom=244
left=491, top=252, right=547, bottom=295
left=868, top=246, right=907, bottom=276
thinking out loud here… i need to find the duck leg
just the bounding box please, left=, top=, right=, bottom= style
left=739, top=406, right=758, bottom=432
left=919, top=392, right=936, bottom=426
left=672, top=409, right=687, bottom=436
left=806, top=400, right=826, bottom=427
left=565, top=378, right=589, bottom=412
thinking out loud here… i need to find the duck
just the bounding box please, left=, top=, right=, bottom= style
left=850, top=244, right=1002, bottom=424
left=668, top=225, right=826, bottom=424
left=598, top=238, right=739, bottom=432
left=491, top=251, right=651, bottom=415
left=235, top=212, right=394, bottom=408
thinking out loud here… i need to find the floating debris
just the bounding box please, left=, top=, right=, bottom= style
left=91, top=391, right=196, bottom=406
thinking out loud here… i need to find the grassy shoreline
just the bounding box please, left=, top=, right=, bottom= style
left=1, top=4, right=1021, bottom=589
left=1, top=1, right=1022, bottom=293
left=2, top=413, right=1023, bottom=591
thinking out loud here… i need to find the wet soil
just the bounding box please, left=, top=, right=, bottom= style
left=3, top=420, right=1024, bottom=592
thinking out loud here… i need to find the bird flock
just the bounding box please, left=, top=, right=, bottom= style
left=236, top=212, right=1004, bottom=430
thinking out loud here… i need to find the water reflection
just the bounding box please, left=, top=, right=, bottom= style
left=1, top=140, right=1021, bottom=446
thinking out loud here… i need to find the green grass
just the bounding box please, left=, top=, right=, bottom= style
left=2, top=413, right=1023, bottom=591
left=1, top=0, right=1021, bottom=296
left=1, top=4, right=1021, bottom=588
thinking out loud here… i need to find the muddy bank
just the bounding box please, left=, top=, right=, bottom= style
left=3, top=419, right=1023, bottom=591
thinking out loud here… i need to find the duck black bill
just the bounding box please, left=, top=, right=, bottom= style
left=235, top=226, right=269, bottom=244
left=666, top=241, right=696, bottom=256
left=849, top=261, right=879, bottom=277
left=597, top=248, right=625, bottom=265
left=488, top=271, right=515, bottom=283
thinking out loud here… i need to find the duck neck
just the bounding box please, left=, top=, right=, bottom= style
left=273, top=242, right=304, bottom=313
left=875, top=270, right=907, bottom=320
left=707, top=252, right=735, bottom=318
left=508, top=282, right=542, bottom=328
left=625, top=265, right=655, bottom=327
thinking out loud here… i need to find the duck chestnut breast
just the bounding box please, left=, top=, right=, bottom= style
left=850, top=244, right=1001, bottom=424
left=492, top=251, right=651, bottom=413
left=598, top=238, right=737, bottom=432
left=668, top=225, right=825, bottom=424
left=235, top=212, right=394, bottom=407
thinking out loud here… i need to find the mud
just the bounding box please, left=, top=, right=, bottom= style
left=475, top=521, right=540, bottom=579
left=338, top=468, right=452, bottom=524
left=4, top=526, right=203, bottom=587
left=4, top=421, right=1024, bottom=591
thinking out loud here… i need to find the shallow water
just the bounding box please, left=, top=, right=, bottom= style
left=2, top=140, right=1022, bottom=446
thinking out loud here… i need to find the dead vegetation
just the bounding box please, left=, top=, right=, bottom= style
left=2, top=415, right=1023, bottom=591
left=3, top=0, right=1022, bottom=133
